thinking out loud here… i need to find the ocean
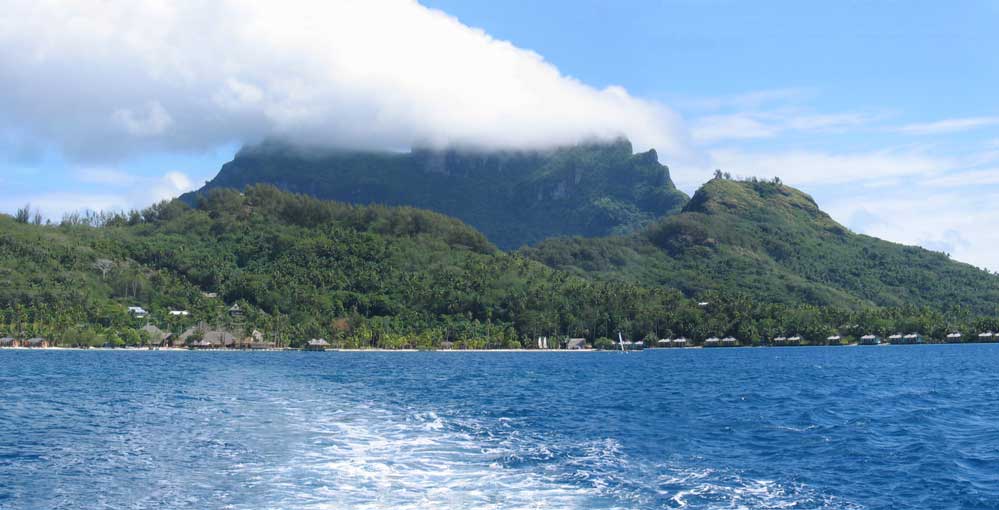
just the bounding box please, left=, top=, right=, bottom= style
left=1, top=345, right=998, bottom=509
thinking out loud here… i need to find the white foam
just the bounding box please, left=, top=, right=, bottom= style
left=230, top=397, right=599, bottom=510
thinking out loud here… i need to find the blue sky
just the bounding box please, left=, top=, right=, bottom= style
left=2, top=0, right=998, bottom=269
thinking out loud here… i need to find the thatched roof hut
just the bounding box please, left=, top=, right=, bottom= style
left=140, top=324, right=172, bottom=345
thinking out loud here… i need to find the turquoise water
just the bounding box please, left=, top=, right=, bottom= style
left=2, top=346, right=998, bottom=509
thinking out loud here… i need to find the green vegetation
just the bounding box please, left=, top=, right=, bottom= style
left=2, top=181, right=998, bottom=349
left=181, top=138, right=690, bottom=250
left=522, top=176, right=999, bottom=314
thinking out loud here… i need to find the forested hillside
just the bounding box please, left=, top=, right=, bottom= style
left=2, top=184, right=998, bottom=348
left=521, top=177, right=999, bottom=314
left=181, top=139, right=690, bottom=249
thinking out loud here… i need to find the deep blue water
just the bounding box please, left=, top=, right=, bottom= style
left=2, top=345, right=999, bottom=509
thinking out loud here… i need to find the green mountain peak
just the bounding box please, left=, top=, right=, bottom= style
left=183, top=139, right=689, bottom=250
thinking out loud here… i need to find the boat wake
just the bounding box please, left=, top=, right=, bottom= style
left=226, top=394, right=855, bottom=509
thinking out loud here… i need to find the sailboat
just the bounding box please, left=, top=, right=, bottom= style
left=617, top=332, right=644, bottom=352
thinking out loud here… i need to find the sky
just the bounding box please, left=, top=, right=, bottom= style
left=2, top=0, right=998, bottom=270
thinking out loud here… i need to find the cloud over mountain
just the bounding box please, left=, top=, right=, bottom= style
left=0, top=0, right=689, bottom=162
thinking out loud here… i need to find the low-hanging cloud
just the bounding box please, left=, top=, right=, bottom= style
left=0, top=0, right=691, bottom=162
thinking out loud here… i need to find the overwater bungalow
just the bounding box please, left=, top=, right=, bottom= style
left=305, top=338, right=330, bottom=351
left=946, top=332, right=962, bottom=343
left=827, top=335, right=842, bottom=345
left=721, top=337, right=738, bottom=347
left=673, top=337, right=688, bottom=347
left=657, top=338, right=672, bottom=348
left=772, top=336, right=787, bottom=345
left=902, top=333, right=925, bottom=344
left=0, top=337, right=19, bottom=348
left=887, top=334, right=904, bottom=344
left=978, top=332, right=995, bottom=343
left=566, top=338, right=587, bottom=350
left=25, top=337, right=48, bottom=348
left=860, top=334, right=881, bottom=345
left=703, top=337, right=721, bottom=347
left=787, top=336, right=802, bottom=346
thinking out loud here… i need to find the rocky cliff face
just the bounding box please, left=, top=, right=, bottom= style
left=182, top=139, right=689, bottom=249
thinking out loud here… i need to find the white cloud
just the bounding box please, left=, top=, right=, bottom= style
left=704, top=148, right=952, bottom=186
left=826, top=191, right=999, bottom=272
left=691, top=111, right=873, bottom=144
left=0, top=0, right=691, bottom=162
left=691, top=114, right=780, bottom=143
left=924, top=168, right=999, bottom=188
left=896, top=117, right=999, bottom=135
left=10, top=171, right=198, bottom=220
left=75, top=167, right=139, bottom=186
left=112, top=101, right=174, bottom=137
left=147, top=171, right=194, bottom=203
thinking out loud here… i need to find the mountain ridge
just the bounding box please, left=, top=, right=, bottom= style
left=521, top=177, right=999, bottom=314
left=4, top=183, right=999, bottom=348
left=182, top=138, right=690, bottom=250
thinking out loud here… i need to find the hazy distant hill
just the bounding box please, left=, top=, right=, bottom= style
left=182, top=139, right=689, bottom=250
left=521, top=177, right=999, bottom=314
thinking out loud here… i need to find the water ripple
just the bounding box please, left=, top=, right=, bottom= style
left=2, top=346, right=999, bottom=509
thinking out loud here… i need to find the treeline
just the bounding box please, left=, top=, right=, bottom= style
left=2, top=185, right=998, bottom=349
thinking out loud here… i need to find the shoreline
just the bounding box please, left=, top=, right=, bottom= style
left=4, top=343, right=994, bottom=352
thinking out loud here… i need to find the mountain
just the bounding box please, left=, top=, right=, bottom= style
left=521, top=177, right=999, bottom=314
left=182, top=138, right=689, bottom=250
left=3, top=184, right=998, bottom=348
left=0, top=185, right=685, bottom=347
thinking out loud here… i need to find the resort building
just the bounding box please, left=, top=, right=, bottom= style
left=566, top=338, right=587, bottom=350
left=978, top=332, right=995, bottom=343
left=772, top=336, right=787, bottom=345
left=673, top=337, right=688, bottom=347
left=0, top=337, right=20, bottom=348
left=902, top=333, right=925, bottom=344
left=860, top=334, right=881, bottom=345
left=827, top=335, right=842, bottom=345
left=721, top=337, right=738, bottom=347
left=703, top=337, right=720, bottom=347
left=127, top=306, right=148, bottom=318
left=228, top=304, right=243, bottom=318
left=305, top=338, right=330, bottom=351
left=946, top=332, right=962, bottom=343
left=657, top=338, right=671, bottom=347
left=184, top=329, right=238, bottom=349
left=168, top=310, right=190, bottom=316
left=140, top=324, right=172, bottom=347
left=25, top=337, right=48, bottom=348
left=888, top=334, right=904, bottom=344
left=248, top=330, right=276, bottom=349
left=787, top=336, right=802, bottom=346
